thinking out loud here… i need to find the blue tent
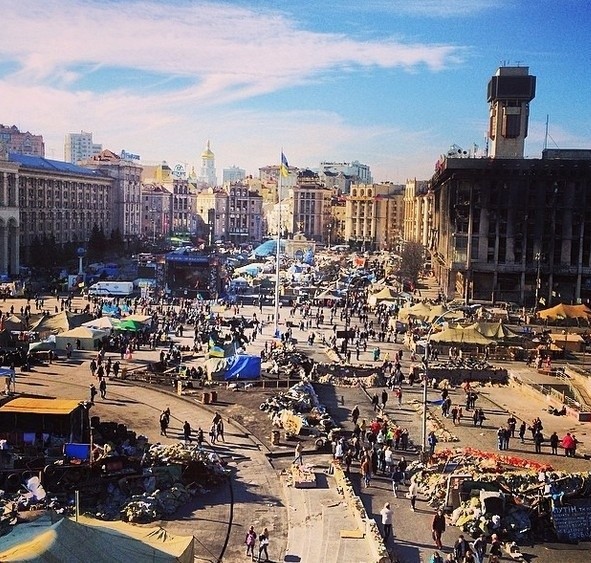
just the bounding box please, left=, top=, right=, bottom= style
left=223, top=355, right=261, bottom=380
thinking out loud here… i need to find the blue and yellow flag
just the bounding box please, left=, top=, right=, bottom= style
left=280, top=152, right=289, bottom=177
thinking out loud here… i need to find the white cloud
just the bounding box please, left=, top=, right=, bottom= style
left=0, top=0, right=468, bottom=179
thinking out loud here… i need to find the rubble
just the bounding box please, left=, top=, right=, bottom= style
left=406, top=447, right=591, bottom=543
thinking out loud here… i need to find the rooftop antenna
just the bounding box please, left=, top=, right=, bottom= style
left=544, top=114, right=549, bottom=150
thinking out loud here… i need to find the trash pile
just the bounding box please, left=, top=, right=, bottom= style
left=104, top=443, right=231, bottom=523
left=120, top=483, right=193, bottom=523
left=312, top=362, right=386, bottom=388
left=407, top=447, right=591, bottom=542
left=259, top=381, right=338, bottom=435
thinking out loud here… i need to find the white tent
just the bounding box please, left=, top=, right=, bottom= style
left=55, top=326, right=109, bottom=351
left=82, top=316, right=121, bottom=330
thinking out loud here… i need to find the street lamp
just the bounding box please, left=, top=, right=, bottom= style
left=534, top=252, right=541, bottom=314
left=421, top=306, right=465, bottom=454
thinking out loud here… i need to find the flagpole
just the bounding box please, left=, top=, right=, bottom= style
left=274, top=152, right=282, bottom=337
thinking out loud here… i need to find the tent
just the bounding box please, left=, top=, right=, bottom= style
left=30, top=311, right=93, bottom=335
left=118, top=319, right=148, bottom=332
left=82, top=316, right=121, bottom=330
left=398, top=302, right=432, bottom=321
left=2, top=314, right=26, bottom=331
left=0, top=515, right=194, bottom=562
left=430, top=326, right=494, bottom=346
left=368, top=286, right=397, bottom=306
left=466, top=321, right=521, bottom=341
left=55, top=326, right=109, bottom=351
left=538, top=303, right=591, bottom=322
left=223, top=354, right=261, bottom=380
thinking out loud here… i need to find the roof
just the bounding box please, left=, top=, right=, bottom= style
left=0, top=398, right=81, bottom=415
left=9, top=153, right=106, bottom=178
left=0, top=515, right=194, bottom=562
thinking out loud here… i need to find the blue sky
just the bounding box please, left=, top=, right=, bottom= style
left=1, top=0, right=590, bottom=182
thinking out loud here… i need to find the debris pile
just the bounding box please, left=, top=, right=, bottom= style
left=407, top=448, right=591, bottom=542
left=259, top=381, right=338, bottom=435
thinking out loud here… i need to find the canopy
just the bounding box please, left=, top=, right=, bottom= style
left=2, top=314, right=26, bottom=331
left=538, top=303, right=591, bottom=321
left=0, top=398, right=80, bottom=415
left=30, top=311, right=93, bottom=334
left=465, top=321, right=521, bottom=340
left=224, top=354, right=261, bottom=380
left=55, top=326, right=109, bottom=351
left=28, top=340, right=57, bottom=353
left=368, top=287, right=399, bottom=307
left=430, top=326, right=494, bottom=345
left=0, top=515, right=194, bottom=562
left=398, top=302, right=432, bottom=321
left=82, top=316, right=121, bottom=330
left=118, top=319, right=146, bottom=332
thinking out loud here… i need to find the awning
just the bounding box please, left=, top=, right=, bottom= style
left=0, top=398, right=81, bottom=415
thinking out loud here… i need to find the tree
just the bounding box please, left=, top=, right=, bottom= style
left=399, top=241, right=425, bottom=286
left=88, top=224, right=107, bottom=260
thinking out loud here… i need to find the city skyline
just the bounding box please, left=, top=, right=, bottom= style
left=1, top=0, right=590, bottom=182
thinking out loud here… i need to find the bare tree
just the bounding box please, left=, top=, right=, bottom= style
left=399, top=241, right=425, bottom=286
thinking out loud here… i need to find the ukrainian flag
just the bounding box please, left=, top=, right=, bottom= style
left=280, top=152, right=289, bottom=177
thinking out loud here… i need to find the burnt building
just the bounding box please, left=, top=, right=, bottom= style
left=430, top=67, right=591, bottom=306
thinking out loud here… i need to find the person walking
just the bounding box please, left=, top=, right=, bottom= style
left=431, top=509, right=446, bottom=550
left=99, top=378, right=107, bottom=399
left=380, top=502, right=394, bottom=542
left=89, top=383, right=97, bottom=404
left=360, top=456, right=371, bottom=488
left=257, top=527, right=269, bottom=562
left=427, top=431, right=438, bottom=457
left=519, top=420, right=527, bottom=443
left=472, top=533, right=487, bottom=563
left=407, top=477, right=418, bottom=511
left=534, top=429, right=544, bottom=454
left=244, top=525, right=257, bottom=559
left=351, top=405, right=360, bottom=425
left=381, top=389, right=388, bottom=410
left=183, top=421, right=192, bottom=444
left=453, top=534, right=471, bottom=562
left=159, top=410, right=169, bottom=437
left=550, top=431, right=559, bottom=455
left=391, top=465, right=404, bottom=498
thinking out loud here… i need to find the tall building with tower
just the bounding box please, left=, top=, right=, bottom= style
left=487, top=66, right=536, bottom=158
left=198, top=141, right=217, bottom=188
left=429, top=66, right=591, bottom=306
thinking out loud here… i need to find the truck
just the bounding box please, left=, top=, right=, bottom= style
left=87, top=281, right=134, bottom=297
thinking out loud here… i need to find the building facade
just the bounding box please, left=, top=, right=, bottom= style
left=0, top=125, right=44, bottom=157
left=319, top=161, right=372, bottom=193
left=141, top=184, right=172, bottom=241
left=227, top=183, right=263, bottom=243
left=403, top=178, right=432, bottom=247
left=430, top=66, right=591, bottom=306
left=345, top=183, right=404, bottom=251
left=6, top=152, right=113, bottom=266
left=85, top=150, right=142, bottom=243
left=194, top=188, right=228, bottom=243
left=292, top=170, right=331, bottom=242
left=65, top=131, right=102, bottom=164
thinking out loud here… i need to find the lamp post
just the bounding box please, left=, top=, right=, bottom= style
left=421, top=306, right=465, bottom=454
left=534, top=252, right=541, bottom=314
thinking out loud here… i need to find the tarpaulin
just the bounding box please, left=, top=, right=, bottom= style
left=223, top=355, right=261, bottom=380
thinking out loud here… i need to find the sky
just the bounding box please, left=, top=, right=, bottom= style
left=1, top=0, right=590, bottom=183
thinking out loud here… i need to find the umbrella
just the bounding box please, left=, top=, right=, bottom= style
left=118, top=319, right=145, bottom=332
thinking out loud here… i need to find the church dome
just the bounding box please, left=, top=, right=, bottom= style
left=201, top=140, right=215, bottom=160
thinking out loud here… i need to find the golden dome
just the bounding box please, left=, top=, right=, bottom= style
left=201, top=140, right=215, bottom=160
